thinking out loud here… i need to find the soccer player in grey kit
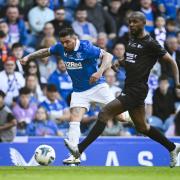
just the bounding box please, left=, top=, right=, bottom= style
left=65, top=11, right=180, bottom=167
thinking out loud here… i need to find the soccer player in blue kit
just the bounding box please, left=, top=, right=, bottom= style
left=20, top=28, right=115, bottom=165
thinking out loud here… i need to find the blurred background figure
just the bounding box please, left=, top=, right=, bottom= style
left=50, top=7, right=72, bottom=38
left=48, top=58, right=72, bottom=104
left=72, top=7, right=97, bottom=43
left=0, top=56, right=25, bottom=106
left=0, top=90, right=16, bottom=142
left=148, top=75, right=176, bottom=133
left=26, top=106, right=63, bottom=136
left=39, top=84, right=70, bottom=134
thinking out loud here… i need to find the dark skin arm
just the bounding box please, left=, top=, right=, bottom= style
left=161, top=52, right=180, bottom=89
left=111, top=58, right=125, bottom=72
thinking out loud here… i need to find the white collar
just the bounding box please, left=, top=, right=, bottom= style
left=45, top=98, right=58, bottom=104
left=74, top=39, right=80, bottom=51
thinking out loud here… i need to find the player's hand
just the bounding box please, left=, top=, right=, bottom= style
left=89, top=71, right=102, bottom=84
left=19, top=56, right=29, bottom=65
left=111, top=61, right=120, bottom=72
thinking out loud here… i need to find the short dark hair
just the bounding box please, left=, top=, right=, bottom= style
left=59, top=27, right=75, bottom=37
left=129, top=11, right=146, bottom=24
left=12, top=42, right=23, bottom=50
left=0, top=90, right=6, bottom=98
left=47, top=84, right=57, bottom=92
left=19, top=87, right=31, bottom=95
left=54, top=7, right=65, bottom=12
left=76, top=6, right=87, bottom=12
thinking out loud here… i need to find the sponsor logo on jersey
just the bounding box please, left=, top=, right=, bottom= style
left=64, top=61, right=83, bottom=69
left=125, top=52, right=137, bottom=63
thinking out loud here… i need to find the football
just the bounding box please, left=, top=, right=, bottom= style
left=34, top=145, right=56, bottom=166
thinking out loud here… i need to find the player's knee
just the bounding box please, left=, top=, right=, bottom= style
left=135, top=124, right=149, bottom=134
left=98, top=109, right=111, bottom=123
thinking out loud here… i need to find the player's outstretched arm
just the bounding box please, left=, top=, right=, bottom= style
left=161, top=52, right=180, bottom=88
left=20, top=48, right=50, bottom=65
left=89, top=51, right=113, bottom=84
left=98, top=51, right=113, bottom=74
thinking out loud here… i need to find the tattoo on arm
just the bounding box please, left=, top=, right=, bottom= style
left=28, top=48, right=50, bottom=61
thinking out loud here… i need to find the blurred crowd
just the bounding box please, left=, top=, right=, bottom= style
left=0, top=0, right=180, bottom=142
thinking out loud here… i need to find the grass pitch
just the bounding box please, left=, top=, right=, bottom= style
left=0, top=167, right=179, bottom=180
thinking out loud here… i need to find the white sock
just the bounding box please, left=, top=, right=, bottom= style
left=68, top=122, right=81, bottom=146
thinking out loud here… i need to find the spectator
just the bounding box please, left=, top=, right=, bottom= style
left=72, top=7, right=97, bottom=44
left=81, top=0, right=116, bottom=39
left=0, top=20, right=11, bottom=47
left=102, top=118, right=129, bottom=136
left=112, top=43, right=126, bottom=89
left=37, top=56, right=57, bottom=81
left=50, top=7, right=72, bottom=37
left=104, top=68, right=121, bottom=97
left=63, top=0, right=80, bottom=22
left=165, top=110, right=180, bottom=136
left=139, top=0, right=158, bottom=33
left=4, top=6, right=28, bottom=46
left=26, top=106, right=63, bottom=136
left=0, top=56, right=25, bottom=106
left=176, top=9, right=180, bottom=31
left=11, top=42, right=24, bottom=74
left=39, top=84, right=70, bottom=132
left=107, top=0, right=126, bottom=33
left=96, top=32, right=109, bottom=51
left=40, top=37, right=57, bottom=51
left=161, top=36, right=180, bottom=85
left=145, top=63, right=161, bottom=118
left=151, top=16, right=166, bottom=47
left=156, top=0, right=178, bottom=20
left=0, top=30, right=9, bottom=71
left=117, top=10, right=132, bottom=45
left=38, top=22, right=57, bottom=49
left=48, top=58, right=73, bottom=103
left=12, top=87, right=37, bottom=135
left=0, top=90, right=16, bottom=142
left=0, top=0, right=24, bottom=19
left=149, top=75, right=176, bottom=132
left=25, top=74, right=44, bottom=104
left=166, top=18, right=177, bottom=37
left=28, top=0, right=55, bottom=35
left=24, top=59, right=46, bottom=85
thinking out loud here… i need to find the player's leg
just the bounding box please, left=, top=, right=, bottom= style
left=129, top=106, right=180, bottom=167
left=68, top=107, right=86, bottom=146
left=63, top=91, right=88, bottom=165
left=65, top=98, right=126, bottom=157
left=90, top=83, right=127, bottom=122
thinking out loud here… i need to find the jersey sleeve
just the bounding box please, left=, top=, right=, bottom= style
left=150, top=39, right=167, bottom=58
left=49, top=42, right=63, bottom=56
left=84, top=42, right=102, bottom=59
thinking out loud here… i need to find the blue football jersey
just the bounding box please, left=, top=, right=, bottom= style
left=49, top=40, right=105, bottom=92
